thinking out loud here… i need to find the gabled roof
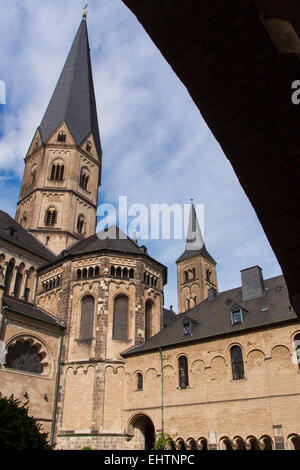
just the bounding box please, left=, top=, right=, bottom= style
left=122, top=275, right=298, bottom=356
left=176, top=203, right=216, bottom=264
left=3, top=295, right=65, bottom=329
left=39, top=19, right=102, bottom=158
left=0, top=211, right=56, bottom=262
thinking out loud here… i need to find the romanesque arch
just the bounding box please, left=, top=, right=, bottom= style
left=127, top=413, right=155, bottom=450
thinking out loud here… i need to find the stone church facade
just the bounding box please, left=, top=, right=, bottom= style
left=1, top=17, right=300, bottom=451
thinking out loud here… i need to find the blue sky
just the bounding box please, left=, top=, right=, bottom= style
left=0, top=0, right=282, bottom=310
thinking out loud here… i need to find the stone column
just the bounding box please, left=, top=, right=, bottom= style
left=21, top=270, right=29, bottom=300
left=273, top=425, right=285, bottom=450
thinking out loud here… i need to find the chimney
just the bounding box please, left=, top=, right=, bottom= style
left=208, top=287, right=217, bottom=302
left=241, top=266, right=265, bottom=301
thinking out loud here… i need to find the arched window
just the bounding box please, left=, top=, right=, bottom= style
left=6, top=340, right=44, bottom=374
left=110, top=266, right=116, bottom=277
left=57, top=131, right=66, bottom=142
left=77, top=269, right=82, bottom=280
left=177, top=439, right=186, bottom=450
left=178, top=355, right=189, bottom=389
left=51, top=164, right=56, bottom=180
left=80, top=295, right=95, bottom=341
left=137, top=373, right=143, bottom=391
left=123, top=268, right=128, bottom=279
left=88, top=267, right=94, bottom=278
left=129, top=268, right=134, bottom=279
left=82, top=268, right=87, bottom=279
left=31, top=169, right=36, bottom=185
left=184, top=271, right=188, bottom=282
left=4, top=260, right=15, bottom=294
left=206, top=268, right=212, bottom=282
left=21, top=212, right=27, bottom=228
left=116, top=267, right=122, bottom=278
left=113, top=295, right=128, bottom=342
left=45, top=208, right=57, bottom=226
left=86, top=141, right=92, bottom=153
left=294, top=334, right=300, bottom=370
left=77, top=214, right=85, bottom=234
left=79, top=169, right=89, bottom=190
left=230, top=345, right=245, bottom=380
left=50, top=163, right=64, bottom=181
left=95, top=266, right=100, bottom=277
left=13, top=271, right=23, bottom=299
left=145, top=300, right=154, bottom=341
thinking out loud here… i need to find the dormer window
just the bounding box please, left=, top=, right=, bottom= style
left=230, top=306, right=243, bottom=325
left=182, top=317, right=192, bottom=336
left=57, top=131, right=66, bottom=142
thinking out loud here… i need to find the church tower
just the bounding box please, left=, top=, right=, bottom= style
left=15, top=15, right=102, bottom=255
left=176, top=203, right=218, bottom=313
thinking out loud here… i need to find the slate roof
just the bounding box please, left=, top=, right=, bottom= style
left=176, top=203, right=216, bottom=264
left=39, top=19, right=102, bottom=158
left=55, top=225, right=168, bottom=284
left=176, top=246, right=216, bottom=264
left=0, top=211, right=56, bottom=262
left=65, top=225, right=146, bottom=256
left=3, top=295, right=65, bottom=329
left=122, top=275, right=298, bottom=356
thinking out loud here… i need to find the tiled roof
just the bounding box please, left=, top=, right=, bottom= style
left=0, top=211, right=56, bottom=262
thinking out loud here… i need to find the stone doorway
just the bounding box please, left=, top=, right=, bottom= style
left=128, top=414, right=155, bottom=450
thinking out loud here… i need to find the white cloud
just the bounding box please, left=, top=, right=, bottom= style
left=0, top=0, right=282, bottom=310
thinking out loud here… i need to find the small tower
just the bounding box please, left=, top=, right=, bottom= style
left=176, top=203, right=218, bottom=313
left=15, top=16, right=102, bottom=255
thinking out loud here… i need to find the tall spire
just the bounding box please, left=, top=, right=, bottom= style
left=176, top=203, right=216, bottom=264
left=39, top=18, right=102, bottom=158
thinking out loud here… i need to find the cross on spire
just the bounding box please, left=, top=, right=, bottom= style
left=83, top=4, right=88, bottom=19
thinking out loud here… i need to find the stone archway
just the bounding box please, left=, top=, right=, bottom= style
left=128, top=414, right=155, bottom=450
left=288, top=434, right=300, bottom=450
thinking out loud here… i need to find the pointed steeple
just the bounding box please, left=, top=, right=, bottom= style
left=16, top=17, right=102, bottom=255
left=39, top=19, right=102, bottom=158
left=176, top=203, right=216, bottom=264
